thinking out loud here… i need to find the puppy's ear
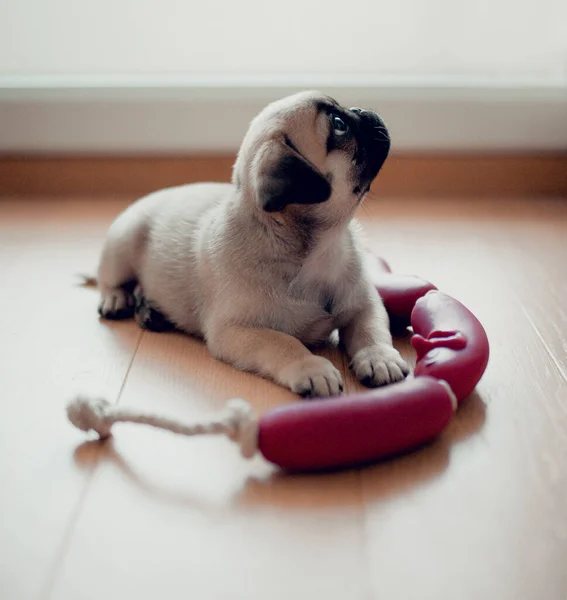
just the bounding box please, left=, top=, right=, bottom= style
left=257, top=141, right=332, bottom=213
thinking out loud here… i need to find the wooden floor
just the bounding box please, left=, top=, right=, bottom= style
left=1, top=194, right=566, bottom=600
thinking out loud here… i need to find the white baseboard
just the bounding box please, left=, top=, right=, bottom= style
left=1, top=75, right=566, bottom=153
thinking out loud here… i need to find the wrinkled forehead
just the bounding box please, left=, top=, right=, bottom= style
left=264, top=92, right=339, bottom=151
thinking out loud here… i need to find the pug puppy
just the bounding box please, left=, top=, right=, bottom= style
left=95, top=90, right=409, bottom=397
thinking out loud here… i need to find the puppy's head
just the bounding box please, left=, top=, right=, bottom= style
left=233, top=91, right=390, bottom=226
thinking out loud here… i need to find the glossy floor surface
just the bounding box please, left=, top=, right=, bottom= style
left=1, top=196, right=566, bottom=600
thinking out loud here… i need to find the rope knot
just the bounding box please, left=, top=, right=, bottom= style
left=223, top=399, right=259, bottom=459
left=66, top=395, right=113, bottom=438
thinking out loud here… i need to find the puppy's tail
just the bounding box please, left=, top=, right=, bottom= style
left=76, top=274, right=98, bottom=288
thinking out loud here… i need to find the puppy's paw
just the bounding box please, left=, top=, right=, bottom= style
left=98, top=288, right=135, bottom=320
left=350, top=345, right=409, bottom=387
left=280, top=355, right=344, bottom=398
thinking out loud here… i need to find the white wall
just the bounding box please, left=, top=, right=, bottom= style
left=1, top=0, right=566, bottom=153
left=1, top=0, right=566, bottom=80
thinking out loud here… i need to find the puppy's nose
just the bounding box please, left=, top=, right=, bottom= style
left=351, top=107, right=387, bottom=130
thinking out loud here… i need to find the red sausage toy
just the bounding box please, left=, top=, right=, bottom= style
left=411, top=290, right=489, bottom=403
left=258, top=377, right=456, bottom=471
left=366, top=253, right=437, bottom=326
left=66, top=255, right=489, bottom=473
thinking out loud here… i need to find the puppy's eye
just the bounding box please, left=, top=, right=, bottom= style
left=332, top=115, right=348, bottom=136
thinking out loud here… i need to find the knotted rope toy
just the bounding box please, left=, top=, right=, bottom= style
left=67, top=396, right=259, bottom=458
left=67, top=255, right=489, bottom=472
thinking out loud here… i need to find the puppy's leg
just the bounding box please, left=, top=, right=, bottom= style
left=341, top=297, right=409, bottom=387
left=98, top=285, right=135, bottom=320
left=206, top=324, right=344, bottom=397
left=97, top=216, right=147, bottom=320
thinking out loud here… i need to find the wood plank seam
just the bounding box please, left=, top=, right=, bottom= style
left=40, top=328, right=145, bottom=600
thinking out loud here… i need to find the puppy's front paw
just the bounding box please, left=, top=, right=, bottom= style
left=280, top=355, right=344, bottom=398
left=350, top=345, right=409, bottom=387
left=98, top=288, right=135, bottom=320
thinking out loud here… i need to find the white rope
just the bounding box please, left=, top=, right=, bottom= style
left=66, top=395, right=259, bottom=459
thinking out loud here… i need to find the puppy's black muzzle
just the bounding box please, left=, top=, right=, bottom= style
left=350, top=107, right=391, bottom=194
